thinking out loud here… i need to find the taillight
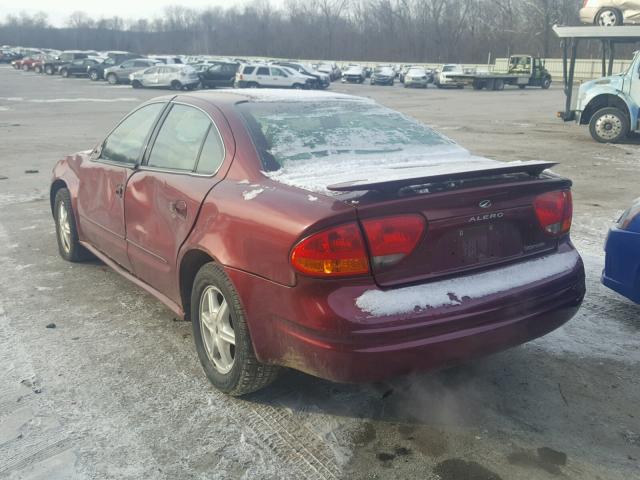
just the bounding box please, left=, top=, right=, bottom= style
left=583, top=0, right=589, bottom=7
left=291, top=222, right=369, bottom=277
left=534, top=190, right=572, bottom=236
left=362, top=214, right=425, bottom=269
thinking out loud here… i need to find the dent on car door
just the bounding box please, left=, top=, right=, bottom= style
left=76, top=102, right=166, bottom=270
left=124, top=102, right=228, bottom=299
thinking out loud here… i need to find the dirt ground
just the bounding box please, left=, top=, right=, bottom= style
left=0, top=67, right=638, bottom=480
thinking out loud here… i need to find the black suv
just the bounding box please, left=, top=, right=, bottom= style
left=59, top=58, right=101, bottom=78
left=43, top=51, right=95, bottom=75
left=197, top=62, right=239, bottom=88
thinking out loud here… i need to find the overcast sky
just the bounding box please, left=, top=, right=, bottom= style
left=0, top=1, right=283, bottom=26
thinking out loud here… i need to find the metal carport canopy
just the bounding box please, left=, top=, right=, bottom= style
left=553, top=25, right=640, bottom=121
left=553, top=25, right=640, bottom=40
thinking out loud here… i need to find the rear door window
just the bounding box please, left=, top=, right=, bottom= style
left=256, top=67, right=269, bottom=76
left=101, top=103, right=165, bottom=165
left=242, top=66, right=255, bottom=75
left=147, top=104, right=211, bottom=172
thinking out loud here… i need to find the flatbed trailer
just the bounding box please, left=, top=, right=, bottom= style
left=446, top=55, right=552, bottom=91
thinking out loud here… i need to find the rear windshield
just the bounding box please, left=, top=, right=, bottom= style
left=236, top=100, right=452, bottom=172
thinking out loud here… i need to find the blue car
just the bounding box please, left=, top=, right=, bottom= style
left=602, top=198, right=640, bottom=303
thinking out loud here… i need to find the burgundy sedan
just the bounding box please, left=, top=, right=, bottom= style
left=51, top=90, right=585, bottom=395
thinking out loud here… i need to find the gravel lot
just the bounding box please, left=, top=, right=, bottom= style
left=1, top=66, right=639, bottom=480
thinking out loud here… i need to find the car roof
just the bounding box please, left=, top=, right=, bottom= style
left=165, top=89, right=373, bottom=108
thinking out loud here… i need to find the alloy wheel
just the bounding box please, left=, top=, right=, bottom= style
left=199, top=286, right=236, bottom=374
left=57, top=201, right=72, bottom=254
left=598, top=10, right=619, bottom=26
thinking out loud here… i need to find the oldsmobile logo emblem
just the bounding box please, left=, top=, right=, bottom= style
left=479, top=199, right=492, bottom=209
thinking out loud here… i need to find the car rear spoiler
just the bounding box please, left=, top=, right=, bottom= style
left=327, top=160, right=557, bottom=192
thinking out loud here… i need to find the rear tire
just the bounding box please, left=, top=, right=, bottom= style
left=22, top=63, right=29, bottom=71
left=45, top=65, right=54, bottom=75
left=292, top=83, right=303, bottom=89
left=131, top=80, right=142, bottom=89
left=596, top=8, right=622, bottom=26
left=107, top=73, right=118, bottom=85
left=541, top=77, right=551, bottom=89
left=89, top=70, right=99, bottom=81
left=54, top=188, right=93, bottom=262
left=247, top=82, right=259, bottom=88
left=191, top=263, right=280, bottom=396
left=589, top=107, right=629, bottom=143
left=519, top=85, right=526, bottom=90
left=61, top=68, right=69, bottom=78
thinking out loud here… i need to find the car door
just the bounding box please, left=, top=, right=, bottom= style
left=270, top=67, right=289, bottom=87
left=124, top=101, right=229, bottom=298
left=140, top=67, right=156, bottom=87
left=255, top=66, right=271, bottom=86
left=206, top=64, right=223, bottom=86
left=76, top=102, right=166, bottom=270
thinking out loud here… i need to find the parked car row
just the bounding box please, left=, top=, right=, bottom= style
left=4, top=46, right=342, bottom=92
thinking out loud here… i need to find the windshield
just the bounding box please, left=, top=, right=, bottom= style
left=408, top=68, right=426, bottom=76
left=442, top=65, right=457, bottom=72
left=237, top=100, right=453, bottom=171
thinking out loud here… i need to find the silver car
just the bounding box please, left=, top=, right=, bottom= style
left=404, top=67, right=429, bottom=88
left=104, top=58, right=159, bottom=84
left=129, top=64, right=200, bottom=90
left=580, top=0, right=640, bottom=25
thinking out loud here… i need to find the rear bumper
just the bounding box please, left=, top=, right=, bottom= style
left=579, top=7, right=598, bottom=24
left=602, top=227, right=640, bottom=303
left=227, top=245, right=585, bottom=383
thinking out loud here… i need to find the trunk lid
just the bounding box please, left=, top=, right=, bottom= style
left=337, top=170, right=570, bottom=288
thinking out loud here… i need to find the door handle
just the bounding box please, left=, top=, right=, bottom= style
left=115, top=184, right=124, bottom=198
left=169, top=200, right=187, bottom=218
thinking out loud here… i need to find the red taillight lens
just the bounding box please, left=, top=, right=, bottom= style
left=291, top=222, right=369, bottom=277
left=362, top=214, right=426, bottom=269
left=534, top=190, right=572, bottom=236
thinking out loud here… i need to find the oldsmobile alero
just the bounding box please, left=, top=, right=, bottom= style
left=50, top=90, right=585, bottom=395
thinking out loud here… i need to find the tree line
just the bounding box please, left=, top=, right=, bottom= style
left=0, top=1, right=613, bottom=63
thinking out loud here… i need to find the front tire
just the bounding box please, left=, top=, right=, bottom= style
left=54, top=188, right=92, bottom=262
left=191, top=263, right=280, bottom=396
left=107, top=73, right=118, bottom=85
left=131, top=80, right=142, bottom=89
left=171, top=80, right=182, bottom=90
left=89, top=70, right=99, bottom=81
left=589, top=107, right=629, bottom=143
left=45, top=65, right=54, bottom=75
left=60, top=68, right=69, bottom=78
left=541, top=77, right=551, bottom=89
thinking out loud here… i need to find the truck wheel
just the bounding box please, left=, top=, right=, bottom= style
left=589, top=107, right=629, bottom=143
left=494, top=79, right=504, bottom=91
left=191, top=263, right=280, bottom=396
left=519, top=85, right=526, bottom=90
left=472, top=80, right=483, bottom=90
left=596, top=8, right=622, bottom=26
left=107, top=73, right=118, bottom=84
left=541, top=77, right=551, bottom=89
